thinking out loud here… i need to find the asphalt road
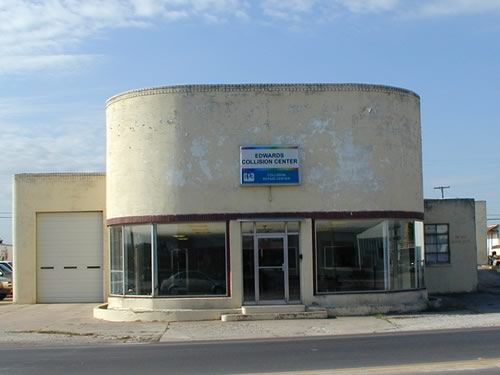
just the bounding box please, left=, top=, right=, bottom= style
left=1, top=327, right=500, bottom=374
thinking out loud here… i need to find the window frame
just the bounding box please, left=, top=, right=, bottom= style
left=109, top=221, right=228, bottom=298
left=424, top=223, right=450, bottom=265
left=155, top=222, right=228, bottom=298
left=314, top=219, right=388, bottom=294
left=314, top=219, right=424, bottom=294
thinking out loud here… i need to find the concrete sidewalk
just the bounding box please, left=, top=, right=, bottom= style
left=1, top=299, right=499, bottom=347
left=1, top=267, right=499, bottom=347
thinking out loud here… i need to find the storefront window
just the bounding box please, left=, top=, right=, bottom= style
left=110, top=222, right=227, bottom=297
left=124, top=225, right=152, bottom=295
left=316, top=219, right=424, bottom=293
left=256, top=221, right=285, bottom=233
left=156, top=223, right=226, bottom=296
left=389, top=221, right=418, bottom=290
left=288, top=233, right=301, bottom=301
left=110, top=227, right=123, bottom=295
left=316, top=220, right=386, bottom=293
left=242, top=236, right=255, bottom=302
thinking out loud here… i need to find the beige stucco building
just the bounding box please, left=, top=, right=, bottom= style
left=13, top=174, right=106, bottom=303
left=424, top=199, right=481, bottom=294
left=13, top=84, right=429, bottom=320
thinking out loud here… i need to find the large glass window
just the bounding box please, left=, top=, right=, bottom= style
left=288, top=233, right=301, bottom=301
left=316, top=220, right=386, bottom=293
left=242, top=236, right=255, bottom=302
left=389, top=221, right=419, bottom=290
left=110, top=227, right=123, bottom=295
left=424, top=224, right=450, bottom=264
left=156, top=223, right=226, bottom=296
left=110, top=222, right=227, bottom=297
left=124, top=225, right=152, bottom=295
left=316, top=219, right=424, bottom=293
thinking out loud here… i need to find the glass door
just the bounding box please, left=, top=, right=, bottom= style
left=256, top=236, right=287, bottom=302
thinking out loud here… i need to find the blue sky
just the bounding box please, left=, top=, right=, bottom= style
left=1, top=0, right=500, bottom=243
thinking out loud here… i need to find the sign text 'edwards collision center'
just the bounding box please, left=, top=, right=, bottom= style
left=240, top=145, right=300, bottom=185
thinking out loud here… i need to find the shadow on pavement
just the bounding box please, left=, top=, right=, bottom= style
left=429, top=266, right=500, bottom=314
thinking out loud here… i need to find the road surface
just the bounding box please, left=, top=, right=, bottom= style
left=1, top=327, right=500, bottom=374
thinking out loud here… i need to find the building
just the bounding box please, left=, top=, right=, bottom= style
left=13, top=83, right=428, bottom=320
left=487, top=224, right=500, bottom=258
left=423, top=199, right=483, bottom=294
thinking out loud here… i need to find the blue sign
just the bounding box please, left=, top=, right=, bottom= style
left=240, top=145, right=300, bottom=186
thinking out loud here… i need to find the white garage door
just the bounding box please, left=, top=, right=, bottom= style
left=37, top=212, right=103, bottom=303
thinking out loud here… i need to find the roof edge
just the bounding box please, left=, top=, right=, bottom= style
left=14, top=172, right=105, bottom=179
left=106, top=83, right=420, bottom=107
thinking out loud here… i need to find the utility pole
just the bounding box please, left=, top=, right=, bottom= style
left=434, top=186, right=450, bottom=199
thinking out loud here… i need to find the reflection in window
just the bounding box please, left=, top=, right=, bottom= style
left=316, top=220, right=385, bottom=293
left=157, top=223, right=226, bottom=296
left=242, top=236, right=255, bottom=302
left=241, top=222, right=301, bottom=303
left=256, top=221, right=285, bottom=233
left=425, top=224, right=450, bottom=264
left=110, top=227, right=123, bottom=295
left=389, top=221, right=418, bottom=290
left=316, top=219, right=424, bottom=293
left=288, top=234, right=301, bottom=301
left=124, top=225, right=152, bottom=295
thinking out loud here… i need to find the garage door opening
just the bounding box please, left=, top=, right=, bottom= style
left=36, top=212, right=103, bottom=303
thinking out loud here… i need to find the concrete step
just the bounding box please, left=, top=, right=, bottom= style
left=221, top=310, right=328, bottom=322
left=242, top=305, right=305, bottom=315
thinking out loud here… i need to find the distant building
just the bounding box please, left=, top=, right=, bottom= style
left=424, top=199, right=486, bottom=294
left=487, top=224, right=500, bottom=256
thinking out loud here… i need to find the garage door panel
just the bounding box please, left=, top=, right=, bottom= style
left=37, top=212, right=103, bottom=303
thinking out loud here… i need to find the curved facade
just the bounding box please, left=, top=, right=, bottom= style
left=104, top=84, right=426, bottom=320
